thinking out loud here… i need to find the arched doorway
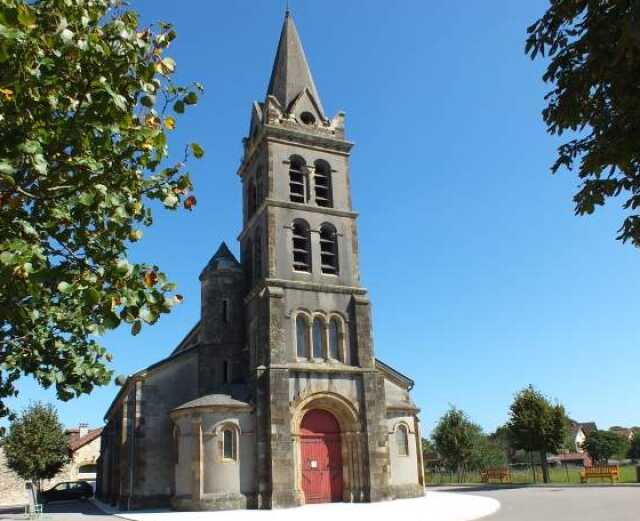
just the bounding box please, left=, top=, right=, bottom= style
left=300, top=409, right=343, bottom=503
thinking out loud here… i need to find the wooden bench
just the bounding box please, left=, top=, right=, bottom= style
left=580, top=465, right=620, bottom=483
left=480, top=468, right=512, bottom=483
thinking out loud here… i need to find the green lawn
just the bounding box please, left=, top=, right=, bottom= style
left=425, top=465, right=638, bottom=485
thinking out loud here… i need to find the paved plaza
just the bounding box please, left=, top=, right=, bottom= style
left=1, top=487, right=637, bottom=521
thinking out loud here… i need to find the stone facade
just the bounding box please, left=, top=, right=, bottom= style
left=0, top=427, right=102, bottom=506
left=97, top=12, right=424, bottom=511
left=0, top=448, right=28, bottom=506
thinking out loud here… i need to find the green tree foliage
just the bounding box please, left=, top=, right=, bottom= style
left=489, top=424, right=516, bottom=462
left=628, top=432, right=640, bottom=460
left=561, top=420, right=578, bottom=452
left=526, top=1, right=640, bottom=247
left=507, top=385, right=567, bottom=483
left=432, top=407, right=480, bottom=480
left=583, top=430, right=626, bottom=464
left=0, top=0, right=204, bottom=419
left=469, top=432, right=507, bottom=471
left=421, top=437, right=437, bottom=464
left=3, top=402, right=68, bottom=494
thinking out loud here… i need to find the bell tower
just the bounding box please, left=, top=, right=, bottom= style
left=239, top=12, right=391, bottom=507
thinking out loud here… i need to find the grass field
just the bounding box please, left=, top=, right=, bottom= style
left=425, top=465, right=638, bottom=485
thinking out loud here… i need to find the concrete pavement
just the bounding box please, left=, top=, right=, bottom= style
left=3, top=487, right=637, bottom=521
left=451, top=485, right=640, bottom=521
left=0, top=500, right=113, bottom=521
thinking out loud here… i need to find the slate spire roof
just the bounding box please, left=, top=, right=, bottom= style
left=200, top=241, right=241, bottom=277
left=266, top=11, right=324, bottom=117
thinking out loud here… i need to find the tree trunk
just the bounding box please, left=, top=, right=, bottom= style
left=530, top=452, right=537, bottom=483
left=540, top=450, right=550, bottom=483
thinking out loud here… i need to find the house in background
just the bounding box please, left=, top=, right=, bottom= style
left=547, top=452, right=592, bottom=468
left=64, top=424, right=103, bottom=481
left=568, top=420, right=597, bottom=453
left=546, top=420, right=598, bottom=468
left=609, top=426, right=639, bottom=441
left=0, top=424, right=102, bottom=507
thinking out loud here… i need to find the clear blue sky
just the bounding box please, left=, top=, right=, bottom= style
left=5, top=1, right=639, bottom=436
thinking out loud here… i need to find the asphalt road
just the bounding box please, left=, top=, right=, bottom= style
left=1, top=488, right=638, bottom=521
left=0, top=500, right=112, bottom=521
left=452, top=485, right=640, bottom=521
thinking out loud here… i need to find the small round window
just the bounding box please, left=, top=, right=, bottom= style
left=300, top=112, right=316, bottom=125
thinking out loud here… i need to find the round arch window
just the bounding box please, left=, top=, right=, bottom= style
left=300, top=112, right=316, bottom=125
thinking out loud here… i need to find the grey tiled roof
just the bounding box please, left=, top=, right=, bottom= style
left=172, top=394, right=252, bottom=412
left=266, top=11, right=324, bottom=116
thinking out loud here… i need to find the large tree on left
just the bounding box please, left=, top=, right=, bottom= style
left=0, top=0, right=204, bottom=420
left=3, top=402, right=68, bottom=496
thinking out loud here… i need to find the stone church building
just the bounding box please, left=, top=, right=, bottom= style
left=97, top=12, right=424, bottom=511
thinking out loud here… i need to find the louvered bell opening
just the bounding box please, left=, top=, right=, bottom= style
left=292, top=225, right=310, bottom=272
left=290, top=168, right=305, bottom=203
left=320, top=228, right=338, bottom=275
left=314, top=170, right=332, bottom=208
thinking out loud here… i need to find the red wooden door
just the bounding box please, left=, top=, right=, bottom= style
left=300, top=410, right=343, bottom=503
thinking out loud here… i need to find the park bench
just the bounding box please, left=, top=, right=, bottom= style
left=580, top=465, right=620, bottom=483
left=480, top=468, right=512, bottom=483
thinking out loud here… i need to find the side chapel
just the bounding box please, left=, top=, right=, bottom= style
left=97, top=11, right=425, bottom=511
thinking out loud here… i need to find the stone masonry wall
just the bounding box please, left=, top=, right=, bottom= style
left=0, top=435, right=102, bottom=506
left=0, top=448, right=28, bottom=506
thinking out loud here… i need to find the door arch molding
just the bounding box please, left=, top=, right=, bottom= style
left=291, top=392, right=368, bottom=503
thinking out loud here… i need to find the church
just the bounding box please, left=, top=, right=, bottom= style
left=97, top=12, right=424, bottom=511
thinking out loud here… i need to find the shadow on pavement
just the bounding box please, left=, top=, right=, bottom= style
left=44, top=499, right=104, bottom=515
left=0, top=505, right=27, bottom=521
left=429, top=484, right=530, bottom=493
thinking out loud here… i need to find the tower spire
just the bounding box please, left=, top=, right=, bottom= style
left=266, top=12, right=324, bottom=117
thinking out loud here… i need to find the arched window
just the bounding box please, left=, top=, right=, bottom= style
left=254, top=231, right=262, bottom=281
left=396, top=425, right=409, bottom=456
left=296, top=315, right=309, bottom=358
left=289, top=156, right=308, bottom=203
left=222, top=428, right=236, bottom=461
left=300, top=111, right=316, bottom=125
left=247, top=178, right=257, bottom=218
left=328, top=317, right=340, bottom=360
left=222, top=360, right=230, bottom=384
left=222, top=299, right=230, bottom=324
left=312, top=317, right=324, bottom=359
left=292, top=220, right=311, bottom=272
left=320, top=223, right=339, bottom=275
left=314, top=160, right=333, bottom=208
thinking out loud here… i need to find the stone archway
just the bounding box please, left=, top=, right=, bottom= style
left=291, top=392, right=367, bottom=504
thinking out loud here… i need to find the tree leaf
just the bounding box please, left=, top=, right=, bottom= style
left=173, top=100, right=184, bottom=114
left=191, top=143, right=204, bottom=158
left=131, top=320, right=142, bottom=336
left=57, top=282, right=72, bottom=294
left=184, top=92, right=198, bottom=105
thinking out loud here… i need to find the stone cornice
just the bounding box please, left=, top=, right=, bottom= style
left=244, top=279, right=367, bottom=303
left=237, top=199, right=358, bottom=242
left=238, top=124, right=353, bottom=178
left=270, top=363, right=376, bottom=375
